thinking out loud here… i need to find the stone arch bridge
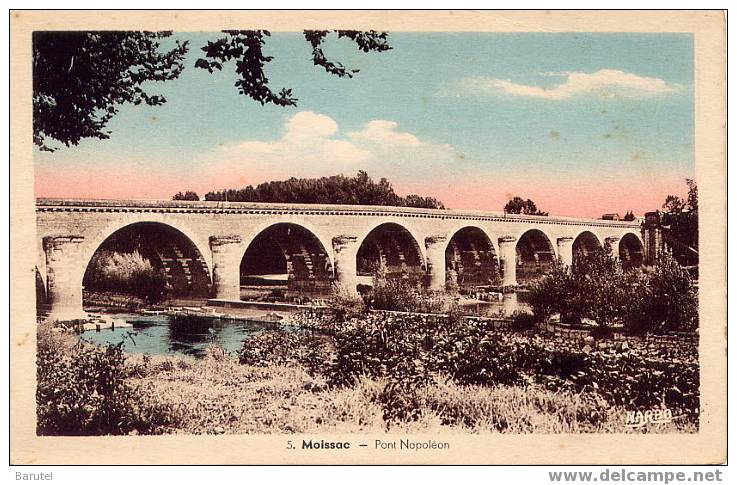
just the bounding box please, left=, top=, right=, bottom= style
left=36, top=199, right=644, bottom=320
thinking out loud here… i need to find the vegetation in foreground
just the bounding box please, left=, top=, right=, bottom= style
left=37, top=303, right=699, bottom=435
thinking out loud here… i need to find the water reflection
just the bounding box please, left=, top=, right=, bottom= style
left=79, top=294, right=532, bottom=358
left=78, top=313, right=282, bottom=358
left=458, top=291, right=531, bottom=317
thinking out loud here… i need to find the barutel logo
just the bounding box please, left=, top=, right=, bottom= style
left=625, top=408, right=674, bottom=428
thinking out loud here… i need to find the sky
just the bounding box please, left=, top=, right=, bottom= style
left=34, top=32, right=695, bottom=218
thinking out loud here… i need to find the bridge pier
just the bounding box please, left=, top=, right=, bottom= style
left=605, top=236, right=621, bottom=259
left=43, top=236, right=86, bottom=321
left=557, top=237, right=574, bottom=267
left=498, top=235, right=517, bottom=287
left=209, top=235, right=244, bottom=300
left=332, top=235, right=359, bottom=295
left=425, top=235, right=448, bottom=291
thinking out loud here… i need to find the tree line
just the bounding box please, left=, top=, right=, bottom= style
left=662, top=178, right=698, bottom=251
left=175, top=171, right=446, bottom=209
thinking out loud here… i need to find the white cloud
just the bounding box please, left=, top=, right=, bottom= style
left=454, top=69, right=679, bottom=100
left=348, top=120, right=420, bottom=146
left=193, top=111, right=462, bottom=192
left=206, top=111, right=370, bottom=171
left=283, top=111, right=339, bottom=142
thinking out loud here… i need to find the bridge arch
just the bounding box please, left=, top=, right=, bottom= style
left=619, top=232, right=645, bottom=270
left=240, top=219, right=335, bottom=271
left=82, top=216, right=213, bottom=280
left=356, top=222, right=425, bottom=280
left=82, top=221, right=213, bottom=303
left=516, top=228, right=557, bottom=284
left=573, top=230, right=603, bottom=264
left=445, top=226, right=500, bottom=288
left=240, top=222, right=334, bottom=293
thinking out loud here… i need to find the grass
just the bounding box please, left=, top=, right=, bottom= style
left=124, top=350, right=695, bottom=435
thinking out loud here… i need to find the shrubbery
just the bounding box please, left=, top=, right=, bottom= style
left=85, top=250, right=167, bottom=303
left=308, top=267, right=461, bottom=322
left=237, top=308, right=700, bottom=426
left=361, top=265, right=459, bottom=315
left=36, top=324, right=178, bottom=435
left=237, top=331, right=333, bottom=377
left=628, top=255, right=699, bottom=334
left=43, top=253, right=700, bottom=433
left=528, top=249, right=698, bottom=334
left=255, top=269, right=699, bottom=425
left=509, top=310, right=537, bottom=332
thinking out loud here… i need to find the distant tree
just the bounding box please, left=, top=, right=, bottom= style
left=203, top=171, right=445, bottom=209
left=402, top=194, right=446, bottom=210
left=504, top=196, right=548, bottom=216
left=623, top=211, right=636, bottom=221
left=34, top=30, right=391, bottom=151
left=662, top=178, right=698, bottom=250
left=172, top=191, right=200, bottom=201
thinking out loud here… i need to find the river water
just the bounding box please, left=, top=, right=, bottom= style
left=79, top=295, right=528, bottom=359
left=78, top=313, right=283, bottom=358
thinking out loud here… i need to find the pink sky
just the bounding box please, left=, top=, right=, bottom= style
left=34, top=105, right=694, bottom=219
left=34, top=161, right=687, bottom=218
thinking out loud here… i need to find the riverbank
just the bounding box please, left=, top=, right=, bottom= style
left=127, top=351, right=695, bottom=434
left=37, top=320, right=698, bottom=435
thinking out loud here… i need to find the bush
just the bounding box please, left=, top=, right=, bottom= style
left=365, top=276, right=425, bottom=312
left=85, top=250, right=167, bottom=303
left=36, top=326, right=178, bottom=435
left=327, top=313, right=699, bottom=421
left=445, top=268, right=460, bottom=294
left=626, top=253, right=698, bottom=334
left=232, top=278, right=700, bottom=427
left=589, top=325, right=615, bottom=340
left=527, top=262, right=576, bottom=323
left=237, top=331, right=334, bottom=377
left=329, top=312, right=433, bottom=387
left=377, top=380, right=425, bottom=426
left=364, top=268, right=457, bottom=315
left=326, top=285, right=366, bottom=323
left=509, top=310, right=538, bottom=332
left=528, top=248, right=698, bottom=334
left=432, top=327, right=527, bottom=387
left=572, top=248, right=628, bottom=327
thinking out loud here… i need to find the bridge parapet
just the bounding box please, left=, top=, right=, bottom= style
left=36, top=198, right=641, bottom=229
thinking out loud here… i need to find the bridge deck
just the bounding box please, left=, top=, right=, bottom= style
left=36, top=198, right=640, bottom=229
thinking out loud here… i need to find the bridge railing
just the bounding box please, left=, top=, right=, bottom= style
left=36, top=198, right=642, bottom=228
